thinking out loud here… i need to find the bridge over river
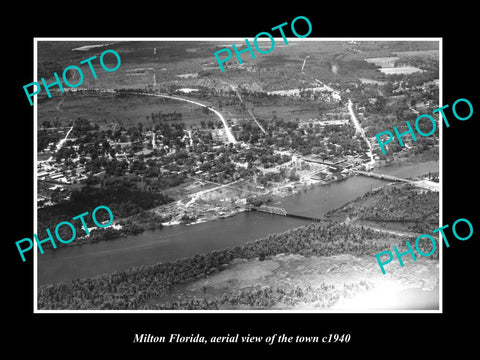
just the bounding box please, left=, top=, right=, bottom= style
left=353, top=170, right=439, bottom=192
left=254, top=168, right=439, bottom=223
left=255, top=205, right=323, bottom=222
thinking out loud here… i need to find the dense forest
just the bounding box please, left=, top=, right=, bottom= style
left=37, top=182, right=172, bottom=247
left=326, top=184, right=439, bottom=234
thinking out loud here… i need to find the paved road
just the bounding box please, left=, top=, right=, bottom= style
left=56, top=126, right=73, bottom=151
left=347, top=99, right=375, bottom=166
left=71, top=88, right=238, bottom=143
left=143, top=92, right=237, bottom=144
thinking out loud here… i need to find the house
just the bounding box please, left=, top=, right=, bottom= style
left=135, top=149, right=153, bottom=157
left=50, top=173, right=63, bottom=180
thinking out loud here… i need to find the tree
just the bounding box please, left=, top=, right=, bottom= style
left=50, top=188, right=65, bottom=204
left=259, top=251, right=266, bottom=261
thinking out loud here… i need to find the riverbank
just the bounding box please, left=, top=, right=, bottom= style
left=375, top=148, right=439, bottom=168
left=325, top=181, right=439, bottom=235
left=162, top=206, right=248, bottom=226
left=45, top=210, right=168, bottom=250
left=126, top=157, right=437, bottom=233
left=46, top=158, right=438, bottom=251
left=39, top=220, right=427, bottom=310
left=37, top=160, right=439, bottom=286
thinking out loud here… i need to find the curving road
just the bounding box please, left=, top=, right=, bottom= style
left=56, top=125, right=73, bottom=151
left=137, top=92, right=237, bottom=144
left=72, top=88, right=237, bottom=143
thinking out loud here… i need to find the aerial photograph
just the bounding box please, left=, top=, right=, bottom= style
left=35, top=39, right=440, bottom=311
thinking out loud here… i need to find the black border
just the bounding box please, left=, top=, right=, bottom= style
left=6, top=5, right=478, bottom=355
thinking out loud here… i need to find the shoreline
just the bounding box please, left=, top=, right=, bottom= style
left=44, top=158, right=438, bottom=250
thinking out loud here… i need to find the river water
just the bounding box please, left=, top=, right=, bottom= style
left=37, top=160, right=439, bottom=285
left=279, top=160, right=439, bottom=218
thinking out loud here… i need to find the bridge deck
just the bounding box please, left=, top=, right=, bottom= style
left=353, top=170, right=439, bottom=192
left=254, top=206, right=322, bottom=222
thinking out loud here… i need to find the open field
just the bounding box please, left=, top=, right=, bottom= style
left=38, top=89, right=341, bottom=130
left=222, top=97, right=339, bottom=125
left=148, top=252, right=438, bottom=310
left=38, top=92, right=219, bottom=127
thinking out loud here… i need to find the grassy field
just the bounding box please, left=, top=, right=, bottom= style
left=218, top=94, right=339, bottom=125
left=38, top=86, right=341, bottom=131
left=38, top=92, right=220, bottom=127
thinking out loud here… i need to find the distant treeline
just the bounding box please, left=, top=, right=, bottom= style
left=38, top=130, right=61, bottom=152
left=149, top=111, right=183, bottom=122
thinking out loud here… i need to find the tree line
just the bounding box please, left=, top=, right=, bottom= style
left=38, top=221, right=402, bottom=310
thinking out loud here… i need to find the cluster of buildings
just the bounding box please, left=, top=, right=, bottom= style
left=37, top=157, right=89, bottom=185
left=37, top=85, right=377, bottom=209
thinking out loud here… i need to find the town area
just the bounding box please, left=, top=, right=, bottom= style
left=36, top=40, right=439, bottom=244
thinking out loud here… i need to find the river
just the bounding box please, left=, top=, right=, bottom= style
left=279, top=160, right=439, bottom=218
left=37, top=160, right=439, bottom=285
